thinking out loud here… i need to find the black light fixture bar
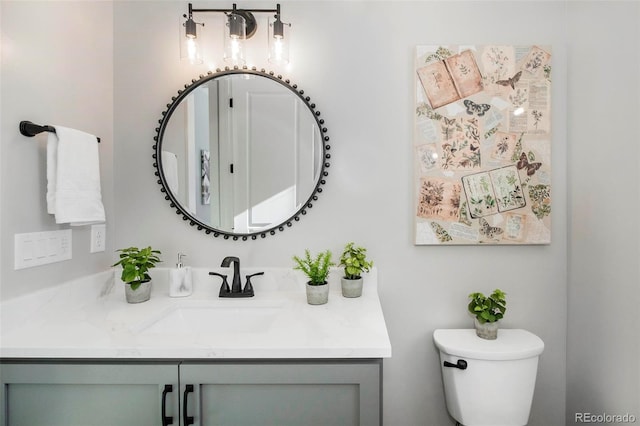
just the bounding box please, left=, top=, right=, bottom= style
left=188, top=3, right=281, bottom=38
left=190, top=4, right=278, bottom=14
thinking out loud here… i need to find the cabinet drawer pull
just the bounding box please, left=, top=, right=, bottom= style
left=161, top=384, right=174, bottom=425
left=183, top=384, right=195, bottom=425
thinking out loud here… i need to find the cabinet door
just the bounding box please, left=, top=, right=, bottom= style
left=0, top=362, right=179, bottom=426
left=180, top=360, right=381, bottom=426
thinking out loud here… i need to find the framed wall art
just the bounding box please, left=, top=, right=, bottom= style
left=414, top=45, right=551, bottom=245
left=201, top=149, right=211, bottom=205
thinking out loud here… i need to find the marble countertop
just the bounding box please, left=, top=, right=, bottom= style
left=0, top=268, right=392, bottom=359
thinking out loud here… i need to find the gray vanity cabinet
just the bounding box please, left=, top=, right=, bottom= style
left=0, top=362, right=179, bottom=426
left=180, top=361, right=381, bottom=426
left=0, top=359, right=382, bottom=426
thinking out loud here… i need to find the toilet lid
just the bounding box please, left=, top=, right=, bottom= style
left=433, top=329, right=544, bottom=360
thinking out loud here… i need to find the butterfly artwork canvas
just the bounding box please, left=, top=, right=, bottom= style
left=414, top=45, right=551, bottom=245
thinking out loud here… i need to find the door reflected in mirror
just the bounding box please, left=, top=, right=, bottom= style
left=155, top=69, right=329, bottom=240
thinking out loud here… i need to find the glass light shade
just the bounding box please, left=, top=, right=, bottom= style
left=179, top=16, right=204, bottom=65
left=223, top=13, right=246, bottom=65
left=268, top=16, right=290, bottom=65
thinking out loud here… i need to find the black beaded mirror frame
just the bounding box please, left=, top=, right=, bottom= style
left=153, top=66, right=331, bottom=241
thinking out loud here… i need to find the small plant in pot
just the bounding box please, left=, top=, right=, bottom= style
left=338, top=242, right=373, bottom=298
left=468, top=289, right=506, bottom=340
left=112, top=246, right=162, bottom=304
left=292, top=249, right=334, bottom=305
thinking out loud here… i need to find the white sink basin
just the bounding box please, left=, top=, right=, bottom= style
left=132, top=304, right=283, bottom=335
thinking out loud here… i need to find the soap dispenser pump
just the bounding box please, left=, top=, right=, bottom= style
left=169, top=253, right=193, bottom=297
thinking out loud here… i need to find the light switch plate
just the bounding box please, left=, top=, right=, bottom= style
left=14, top=230, right=72, bottom=270
left=90, top=224, right=106, bottom=253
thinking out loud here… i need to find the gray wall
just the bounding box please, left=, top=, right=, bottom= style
left=0, top=1, right=114, bottom=299
left=1, top=1, right=638, bottom=425
left=566, top=2, right=640, bottom=424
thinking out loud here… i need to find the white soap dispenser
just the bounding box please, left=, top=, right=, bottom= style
left=169, top=253, right=193, bottom=297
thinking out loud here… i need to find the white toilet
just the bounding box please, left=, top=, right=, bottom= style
left=433, top=329, right=544, bottom=426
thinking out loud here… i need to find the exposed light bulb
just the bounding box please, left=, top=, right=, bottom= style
left=268, top=15, right=290, bottom=65
left=273, top=37, right=284, bottom=62
left=186, top=38, right=199, bottom=64
left=179, top=14, right=203, bottom=65
left=224, top=12, right=246, bottom=65
left=230, top=38, right=241, bottom=62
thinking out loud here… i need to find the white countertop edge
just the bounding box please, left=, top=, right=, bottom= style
left=0, top=347, right=392, bottom=360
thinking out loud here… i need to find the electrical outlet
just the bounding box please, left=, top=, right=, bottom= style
left=90, top=224, right=106, bottom=253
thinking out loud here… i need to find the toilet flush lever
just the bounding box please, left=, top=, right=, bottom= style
left=444, top=359, right=468, bottom=370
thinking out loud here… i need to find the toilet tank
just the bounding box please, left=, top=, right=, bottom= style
left=433, top=329, right=544, bottom=426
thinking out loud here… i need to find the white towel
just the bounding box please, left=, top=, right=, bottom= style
left=47, top=126, right=105, bottom=226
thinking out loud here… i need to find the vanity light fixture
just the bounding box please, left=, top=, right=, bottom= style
left=180, top=4, right=205, bottom=64
left=180, top=3, right=291, bottom=66
left=223, top=7, right=247, bottom=64
left=268, top=5, right=291, bottom=65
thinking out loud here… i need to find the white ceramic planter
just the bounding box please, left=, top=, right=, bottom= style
left=306, top=282, right=329, bottom=305
left=341, top=277, right=363, bottom=298
left=474, top=318, right=499, bottom=340
left=124, top=280, right=152, bottom=304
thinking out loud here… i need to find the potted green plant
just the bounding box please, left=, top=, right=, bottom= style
left=338, top=242, right=373, bottom=298
left=468, top=289, right=507, bottom=340
left=112, top=246, right=162, bottom=304
left=293, top=249, right=334, bottom=305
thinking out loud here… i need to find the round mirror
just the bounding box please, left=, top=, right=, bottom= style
left=153, top=67, right=330, bottom=240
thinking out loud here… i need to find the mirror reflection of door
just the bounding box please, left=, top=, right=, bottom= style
left=226, top=76, right=319, bottom=233
left=162, top=85, right=221, bottom=227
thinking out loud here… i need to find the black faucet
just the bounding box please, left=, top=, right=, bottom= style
left=210, top=257, right=263, bottom=298
left=221, top=256, right=242, bottom=294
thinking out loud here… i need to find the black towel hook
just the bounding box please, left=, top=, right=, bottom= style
left=19, top=120, right=101, bottom=143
